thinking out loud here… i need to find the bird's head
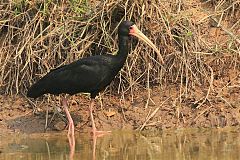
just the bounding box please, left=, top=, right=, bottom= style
left=118, top=21, right=164, bottom=64
left=118, top=21, right=135, bottom=37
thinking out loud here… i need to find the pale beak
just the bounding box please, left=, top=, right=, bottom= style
left=129, top=25, right=164, bottom=64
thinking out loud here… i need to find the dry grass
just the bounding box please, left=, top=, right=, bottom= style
left=0, top=0, right=239, bottom=107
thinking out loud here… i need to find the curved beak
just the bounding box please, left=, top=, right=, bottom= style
left=129, top=25, right=164, bottom=64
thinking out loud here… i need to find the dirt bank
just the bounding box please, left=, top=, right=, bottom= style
left=0, top=69, right=239, bottom=135
left=0, top=0, right=239, bottom=135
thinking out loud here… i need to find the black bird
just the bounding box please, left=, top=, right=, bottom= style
left=27, top=21, right=164, bottom=137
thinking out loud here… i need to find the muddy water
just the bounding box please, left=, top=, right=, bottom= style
left=0, top=128, right=240, bottom=160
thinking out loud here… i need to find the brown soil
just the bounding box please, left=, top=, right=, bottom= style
left=0, top=69, right=239, bottom=135
left=0, top=0, right=239, bottom=135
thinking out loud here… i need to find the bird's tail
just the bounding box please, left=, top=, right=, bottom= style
left=27, top=80, right=47, bottom=98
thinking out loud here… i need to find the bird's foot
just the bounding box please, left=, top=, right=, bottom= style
left=91, top=129, right=111, bottom=138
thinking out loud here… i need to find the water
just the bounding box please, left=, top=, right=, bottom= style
left=1, top=128, right=240, bottom=160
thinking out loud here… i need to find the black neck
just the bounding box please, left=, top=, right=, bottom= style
left=116, top=35, right=129, bottom=62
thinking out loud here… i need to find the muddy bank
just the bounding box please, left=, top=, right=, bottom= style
left=0, top=0, right=239, bottom=135
left=0, top=74, right=239, bottom=135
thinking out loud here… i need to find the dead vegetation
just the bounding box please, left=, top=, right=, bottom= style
left=0, top=0, right=239, bottom=110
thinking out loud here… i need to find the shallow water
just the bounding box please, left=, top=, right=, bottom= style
left=1, top=128, right=240, bottom=160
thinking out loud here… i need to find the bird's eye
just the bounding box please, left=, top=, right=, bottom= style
left=129, top=26, right=133, bottom=30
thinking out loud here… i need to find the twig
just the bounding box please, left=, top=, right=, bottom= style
left=138, top=97, right=170, bottom=131
left=210, top=15, right=240, bottom=45
left=193, top=105, right=213, bottom=122
left=145, top=63, right=154, bottom=108
left=196, top=65, right=214, bottom=109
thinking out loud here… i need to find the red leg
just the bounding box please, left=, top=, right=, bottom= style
left=62, top=97, right=75, bottom=159
left=89, top=99, right=111, bottom=138
left=62, top=97, right=75, bottom=137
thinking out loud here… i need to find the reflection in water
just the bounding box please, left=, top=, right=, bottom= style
left=67, top=133, right=75, bottom=160
left=1, top=128, right=240, bottom=160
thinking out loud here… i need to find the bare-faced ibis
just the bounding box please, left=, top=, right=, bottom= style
left=27, top=21, right=164, bottom=138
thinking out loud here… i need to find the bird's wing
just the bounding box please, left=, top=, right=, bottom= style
left=43, top=56, right=112, bottom=94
